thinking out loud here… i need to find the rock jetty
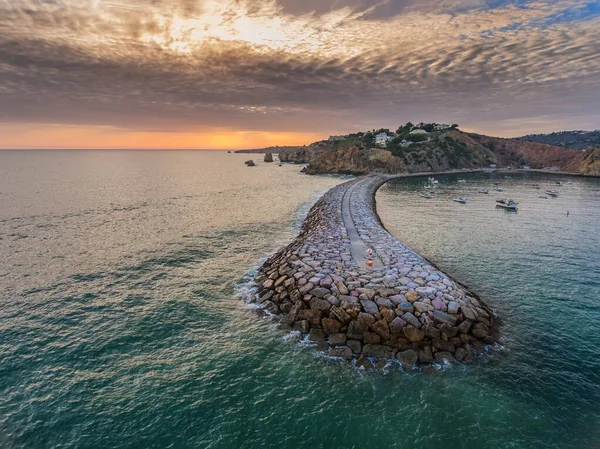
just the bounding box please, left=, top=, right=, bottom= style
left=251, top=175, right=500, bottom=368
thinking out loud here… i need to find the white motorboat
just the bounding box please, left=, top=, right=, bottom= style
left=478, top=189, right=489, bottom=194
left=453, top=197, right=468, bottom=204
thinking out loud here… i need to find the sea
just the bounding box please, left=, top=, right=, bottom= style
left=0, top=151, right=598, bottom=449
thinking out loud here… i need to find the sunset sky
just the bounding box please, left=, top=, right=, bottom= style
left=0, top=0, right=599, bottom=149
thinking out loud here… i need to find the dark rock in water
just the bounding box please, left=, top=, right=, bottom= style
left=397, top=349, right=418, bottom=366
left=264, top=152, right=274, bottom=163
left=356, top=356, right=374, bottom=370
left=418, top=346, right=434, bottom=363
left=227, top=150, right=231, bottom=153
left=434, top=351, right=454, bottom=363
left=347, top=340, right=362, bottom=354
left=309, top=328, right=326, bottom=341
left=329, top=346, right=353, bottom=359
left=245, top=160, right=256, bottom=167
left=329, top=333, right=347, bottom=346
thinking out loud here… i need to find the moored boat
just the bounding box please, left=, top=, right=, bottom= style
left=453, top=197, right=468, bottom=204
left=478, top=189, right=489, bottom=194
left=496, top=202, right=518, bottom=211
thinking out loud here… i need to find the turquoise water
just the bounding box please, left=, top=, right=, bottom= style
left=1, top=154, right=598, bottom=449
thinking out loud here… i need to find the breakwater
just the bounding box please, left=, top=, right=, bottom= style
left=251, top=175, right=500, bottom=368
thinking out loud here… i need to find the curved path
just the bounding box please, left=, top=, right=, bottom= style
left=341, top=178, right=383, bottom=269
left=252, top=174, right=500, bottom=367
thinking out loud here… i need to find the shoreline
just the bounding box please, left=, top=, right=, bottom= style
left=249, top=172, right=501, bottom=369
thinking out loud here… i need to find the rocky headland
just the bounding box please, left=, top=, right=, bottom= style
left=279, top=129, right=599, bottom=176
left=250, top=175, right=501, bottom=369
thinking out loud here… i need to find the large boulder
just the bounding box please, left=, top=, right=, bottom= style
left=264, top=152, right=274, bottom=163
left=245, top=160, right=256, bottom=166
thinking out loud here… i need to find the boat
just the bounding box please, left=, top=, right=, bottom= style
left=428, top=177, right=439, bottom=185
left=496, top=201, right=518, bottom=211
left=497, top=186, right=504, bottom=192
left=421, top=193, right=433, bottom=199
left=546, top=190, right=559, bottom=197
left=478, top=189, right=489, bottom=194
left=532, top=184, right=541, bottom=189
left=496, top=198, right=519, bottom=206
left=453, top=197, right=468, bottom=204
left=556, top=181, right=562, bottom=186
left=458, top=179, right=467, bottom=183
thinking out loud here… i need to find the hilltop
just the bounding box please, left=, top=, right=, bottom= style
left=517, top=130, right=600, bottom=150
left=279, top=123, right=599, bottom=176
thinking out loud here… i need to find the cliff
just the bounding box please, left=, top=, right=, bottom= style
left=281, top=130, right=592, bottom=175
left=578, top=147, right=600, bottom=176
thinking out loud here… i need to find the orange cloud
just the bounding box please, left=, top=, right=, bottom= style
left=0, top=123, right=320, bottom=149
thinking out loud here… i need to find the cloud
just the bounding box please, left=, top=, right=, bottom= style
left=0, top=0, right=599, bottom=143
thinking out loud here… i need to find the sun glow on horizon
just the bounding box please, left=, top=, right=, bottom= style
left=0, top=123, right=321, bottom=150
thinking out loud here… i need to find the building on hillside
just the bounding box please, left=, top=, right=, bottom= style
left=409, top=129, right=428, bottom=135
left=328, top=135, right=345, bottom=141
left=489, top=164, right=497, bottom=168
left=400, top=140, right=411, bottom=147
left=434, top=124, right=452, bottom=131
left=375, top=132, right=392, bottom=147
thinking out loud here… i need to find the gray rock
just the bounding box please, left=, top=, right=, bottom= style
left=310, top=287, right=330, bottom=298
left=356, top=288, right=376, bottom=300
left=389, top=317, right=407, bottom=334
left=299, top=282, right=315, bottom=295
left=360, top=299, right=379, bottom=315
left=433, top=310, right=458, bottom=325
left=447, top=301, right=460, bottom=315
left=375, top=297, right=394, bottom=309
left=310, top=297, right=331, bottom=311
left=401, top=312, right=421, bottom=328
left=462, top=306, right=477, bottom=321
left=389, top=295, right=406, bottom=305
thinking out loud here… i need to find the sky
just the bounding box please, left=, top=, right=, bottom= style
left=0, top=0, right=599, bottom=149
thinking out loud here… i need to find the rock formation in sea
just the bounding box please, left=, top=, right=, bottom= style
left=249, top=175, right=501, bottom=368
left=264, top=152, right=274, bottom=163
left=245, top=160, right=256, bottom=167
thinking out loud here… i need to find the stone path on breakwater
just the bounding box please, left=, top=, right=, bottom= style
left=251, top=174, right=500, bottom=368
